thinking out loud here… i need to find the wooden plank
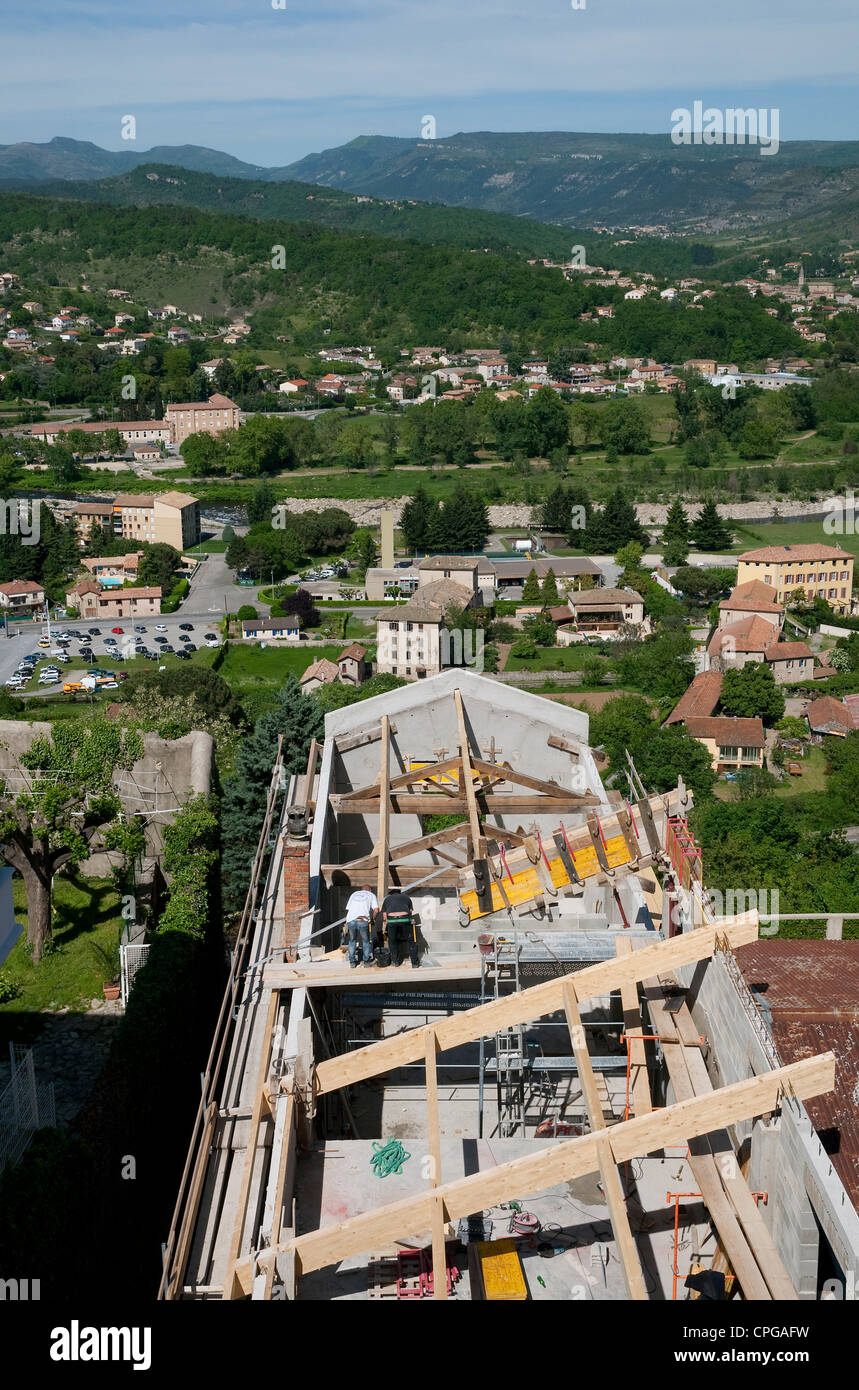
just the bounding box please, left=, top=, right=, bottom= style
left=245, top=1053, right=835, bottom=1281
left=329, top=794, right=601, bottom=815
left=312, top=919, right=759, bottom=1095
left=547, top=734, right=581, bottom=757
left=266, top=959, right=482, bottom=990
left=666, top=1004, right=797, bottom=1300
left=261, top=1094, right=296, bottom=1300
left=334, top=722, right=397, bottom=754
left=339, top=755, right=464, bottom=803
left=376, top=714, right=390, bottom=903
left=615, top=937, right=652, bottom=1117
left=335, top=822, right=471, bottom=873
left=648, top=991, right=770, bottom=1300
left=454, top=688, right=484, bottom=859
left=304, top=738, right=318, bottom=804
left=471, top=759, right=573, bottom=798
left=424, top=1031, right=447, bottom=1301
left=323, top=865, right=464, bottom=889
left=564, top=983, right=648, bottom=1301
left=223, top=991, right=280, bottom=1300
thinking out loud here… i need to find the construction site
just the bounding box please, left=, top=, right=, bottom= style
left=158, top=671, right=859, bottom=1303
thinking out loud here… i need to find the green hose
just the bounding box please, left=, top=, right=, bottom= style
left=371, top=1138, right=411, bottom=1177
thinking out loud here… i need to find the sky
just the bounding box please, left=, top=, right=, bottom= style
left=2, top=0, right=858, bottom=166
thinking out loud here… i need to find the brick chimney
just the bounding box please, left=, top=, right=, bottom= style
left=282, top=833, right=312, bottom=957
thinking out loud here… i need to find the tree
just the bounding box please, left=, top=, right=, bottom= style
left=522, top=568, right=542, bottom=602
left=400, top=487, right=438, bottom=554
left=246, top=479, right=277, bottom=526
left=673, top=564, right=736, bottom=604
left=582, top=487, right=649, bottom=553
left=690, top=500, right=733, bottom=551
left=589, top=695, right=655, bottom=767
left=237, top=605, right=258, bottom=622
left=635, top=726, right=716, bottom=798
left=0, top=722, right=143, bottom=961
left=720, top=663, right=785, bottom=722
left=527, top=387, right=569, bottom=457
left=615, top=541, right=643, bottom=572
left=138, top=542, right=181, bottom=594
left=738, top=417, right=779, bottom=460
left=541, top=568, right=560, bottom=605
left=220, top=678, right=324, bottom=912
left=660, top=499, right=691, bottom=567
left=346, top=528, right=378, bottom=573
left=597, top=398, right=650, bottom=455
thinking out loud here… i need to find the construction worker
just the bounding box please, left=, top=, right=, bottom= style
left=343, top=884, right=378, bottom=969
left=381, top=889, right=419, bottom=968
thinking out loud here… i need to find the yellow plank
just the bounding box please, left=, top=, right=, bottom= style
left=476, top=1239, right=528, bottom=1300
left=460, top=833, right=634, bottom=920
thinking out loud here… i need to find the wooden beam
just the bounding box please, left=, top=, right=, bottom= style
left=304, top=738, right=319, bottom=804
left=649, top=986, right=797, bottom=1300
left=454, top=688, right=484, bottom=859
left=376, top=715, right=390, bottom=903
left=615, top=937, right=652, bottom=1117
left=222, top=991, right=279, bottom=1300
left=424, top=1031, right=447, bottom=1301
left=266, top=958, right=482, bottom=990
left=334, top=722, right=397, bottom=754
left=243, top=1053, right=834, bottom=1281
left=339, top=756, right=464, bottom=803
left=472, top=759, right=572, bottom=798
left=330, top=794, right=601, bottom=814
left=564, top=982, right=648, bottom=1301
left=547, top=734, right=581, bottom=758
left=333, top=821, right=470, bottom=873
left=323, top=865, right=464, bottom=889
left=312, top=917, right=760, bottom=1095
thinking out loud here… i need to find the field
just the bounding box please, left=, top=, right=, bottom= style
left=727, top=517, right=859, bottom=559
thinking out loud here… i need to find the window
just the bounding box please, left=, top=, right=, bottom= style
left=763, top=575, right=772, bottom=585
left=720, top=746, right=738, bottom=759
left=742, top=747, right=759, bottom=760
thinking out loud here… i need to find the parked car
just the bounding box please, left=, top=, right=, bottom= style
left=5, top=676, right=24, bottom=688
left=154, top=636, right=168, bottom=644
left=175, top=650, right=191, bottom=661
left=88, top=627, right=100, bottom=636
left=184, top=643, right=197, bottom=652
left=161, top=644, right=174, bottom=653
left=111, top=627, right=124, bottom=634
left=37, top=638, right=50, bottom=649
left=179, top=623, right=193, bottom=631
left=134, top=625, right=146, bottom=634
left=155, top=624, right=168, bottom=633
left=180, top=633, right=192, bottom=642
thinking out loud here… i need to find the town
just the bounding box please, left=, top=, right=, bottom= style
left=1, top=9, right=859, bottom=1337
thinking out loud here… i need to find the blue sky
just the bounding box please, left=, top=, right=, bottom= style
left=2, top=0, right=858, bottom=165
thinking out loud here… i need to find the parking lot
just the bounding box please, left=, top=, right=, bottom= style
left=2, top=617, right=223, bottom=696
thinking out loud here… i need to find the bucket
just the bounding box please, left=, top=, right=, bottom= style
left=477, top=933, right=495, bottom=957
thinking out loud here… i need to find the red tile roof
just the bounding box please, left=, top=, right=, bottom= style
left=719, top=580, right=784, bottom=614
left=665, top=670, right=723, bottom=725
left=0, top=579, right=44, bottom=596
left=764, top=641, right=813, bottom=662
left=806, top=696, right=857, bottom=734
left=739, top=544, right=852, bottom=562
left=708, top=615, right=777, bottom=657
left=338, top=643, right=367, bottom=662
left=685, top=715, right=765, bottom=746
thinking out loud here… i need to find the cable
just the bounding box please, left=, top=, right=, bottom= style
left=370, top=1138, right=411, bottom=1178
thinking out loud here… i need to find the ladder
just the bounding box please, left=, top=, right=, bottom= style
left=491, top=935, right=525, bottom=1138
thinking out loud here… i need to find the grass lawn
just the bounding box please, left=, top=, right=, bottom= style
left=0, top=873, right=124, bottom=1016
left=772, top=747, right=828, bottom=797
left=217, top=642, right=342, bottom=685
left=727, top=518, right=859, bottom=560
left=504, top=644, right=612, bottom=673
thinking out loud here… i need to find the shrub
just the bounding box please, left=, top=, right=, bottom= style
left=0, top=970, right=21, bottom=1003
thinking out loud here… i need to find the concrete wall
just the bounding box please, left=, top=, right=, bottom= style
left=0, top=721, right=214, bottom=875
left=674, top=942, right=859, bottom=1298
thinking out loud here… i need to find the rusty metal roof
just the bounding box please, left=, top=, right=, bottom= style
left=736, top=941, right=859, bottom=1207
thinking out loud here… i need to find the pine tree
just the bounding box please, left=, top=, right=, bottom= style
left=399, top=486, right=438, bottom=553
left=522, top=568, right=542, bottom=602
left=661, top=499, right=691, bottom=566
left=541, top=568, right=560, bottom=604
left=582, top=487, right=649, bottom=553
left=690, top=499, right=733, bottom=552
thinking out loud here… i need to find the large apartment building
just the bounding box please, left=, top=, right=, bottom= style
left=73, top=491, right=200, bottom=550
left=165, top=393, right=239, bottom=445
left=736, top=545, right=854, bottom=614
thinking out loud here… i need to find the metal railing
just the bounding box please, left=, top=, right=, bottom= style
left=0, top=1044, right=55, bottom=1173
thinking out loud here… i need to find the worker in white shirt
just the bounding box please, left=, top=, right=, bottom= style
left=343, top=885, right=379, bottom=968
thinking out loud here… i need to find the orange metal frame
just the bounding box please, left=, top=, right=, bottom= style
left=665, top=1190, right=703, bottom=1301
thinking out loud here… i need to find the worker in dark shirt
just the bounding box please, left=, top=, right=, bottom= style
left=381, top=890, right=419, bottom=968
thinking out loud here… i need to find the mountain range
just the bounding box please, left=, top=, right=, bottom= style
left=2, top=132, right=859, bottom=237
